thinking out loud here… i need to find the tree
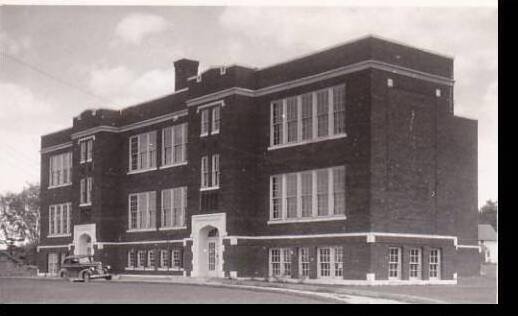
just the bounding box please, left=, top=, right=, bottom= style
left=479, top=199, right=498, bottom=232
left=0, top=183, right=40, bottom=247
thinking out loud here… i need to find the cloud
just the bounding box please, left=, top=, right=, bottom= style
left=114, top=13, right=169, bottom=45
left=88, top=65, right=173, bottom=108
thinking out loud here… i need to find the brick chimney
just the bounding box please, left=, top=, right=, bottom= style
left=173, top=58, right=199, bottom=91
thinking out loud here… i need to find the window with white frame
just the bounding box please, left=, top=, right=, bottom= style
left=127, top=250, right=136, bottom=268
left=409, top=248, right=422, bottom=280
left=48, top=203, right=71, bottom=236
left=129, top=131, right=157, bottom=172
left=270, top=84, right=346, bottom=148
left=201, top=109, right=210, bottom=136
left=128, top=191, right=156, bottom=230
left=269, top=248, right=291, bottom=277
left=147, top=250, right=155, bottom=268
left=201, top=154, right=220, bottom=189
left=161, top=187, right=187, bottom=228
left=137, top=250, right=146, bottom=268
left=299, top=247, right=310, bottom=277
left=318, top=247, right=343, bottom=278
left=212, top=154, right=220, bottom=187
left=49, top=152, right=72, bottom=187
left=172, top=250, right=182, bottom=269
left=388, top=247, right=402, bottom=280
left=162, top=123, right=188, bottom=167
left=80, top=177, right=92, bottom=205
left=270, top=166, right=346, bottom=222
left=79, top=138, right=93, bottom=163
left=159, top=249, right=170, bottom=268
left=212, top=106, right=220, bottom=134
left=429, top=249, right=441, bottom=280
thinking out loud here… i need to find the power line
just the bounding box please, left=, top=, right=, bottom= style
left=1, top=51, right=115, bottom=106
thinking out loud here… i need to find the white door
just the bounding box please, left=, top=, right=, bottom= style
left=48, top=253, right=59, bottom=276
left=207, top=238, right=219, bottom=277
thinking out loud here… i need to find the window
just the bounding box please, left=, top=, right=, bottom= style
left=49, top=152, right=72, bottom=187
left=128, top=250, right=136, bottom=268
left=316, top=89, right=329, bottom=137
left=271, top=175, right=282, bottom=220
left=212, top=106, right=220, bottom=134
left=137, top=250, right=146, bottom=268
left=48, top=203, right=71, bottom=236
left=269, top=166, right=346, bottom=222
left=48, top=253, right=59, bottom=276
left=201, top=154, right=220, bottom=189
left=299, top=247, right=310, bottom=277
left=129, top=131, right=157, bottom=172
left=270, top=84, right=346, bottom=148
left=161, top=187, right=187, bottom=228
left=201, top=156, right=210, bottom=188
left=429, top=249, right=441, bottom=280
left=269, top=248, right=291, bottom=277
left=147, top=250, right=155, bottom=268
left=159, top=250, right=170, bottom=268
left=409, top=248, right=422, bottom=280
left=286, top=97, right=298, bottom=143
left=80, top=177, right=92, bottom=205
left=272, top=100, right=284, bottom=146
left=316, top=169, right=329, bottom=216
left=388, top=247, right=401, bottom=280
left=162, top=123, right=188, bottom=166
left=317, top=247, right=343, bottom=278
left=128, top=191, right=156, bottom=230
left=212, top=154, right=220, bottom=187
left=332, top=166, right=345, bottom=215
left=201, top=109, right=210, bottom=136
left=172, top=250, right=182, bottom=269
left=79, top=138, right=93, bottom=163
left=286, top=174, right=298, bottom=218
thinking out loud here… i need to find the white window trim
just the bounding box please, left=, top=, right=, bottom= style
left=160, top=187, right=187, bottom=229
left=388, top=247, right=402, bottom=280
left=48, top=183, right=73, bottom=190
left=48, top=152, right=72, bottom=188
left=211, top=106, right=220, bottom=135
left=127, top=191, right=156, bottom=232
left=159, top=161, right=188, bottom=170
left=269, top=248, right=292, bottom=278
left=161, top=123, right=188, bottom=168
left=199, top=186, right=220, bottom=192
left=47, top=203, right=71, bottom=237
left=200, top=109, right=210, bottom=137
left=429, top=249, right=442, bottom=280
left=409, top=248, right=422, bottom=281
left=317, top=246, right=343, bottom=279
left=128, top=131, right=157, bottom=172
left=127, top=167, right=158, bottom=175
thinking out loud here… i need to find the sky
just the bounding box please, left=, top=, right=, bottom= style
left=0, top=1, right=498, bottom=208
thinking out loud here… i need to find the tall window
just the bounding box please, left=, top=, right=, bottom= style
left=48, top=203, right=71, bottom=236
left=172, top=250, right=182, bottom=269
left=316, top=169, right=329, bottom=216
left=332, top=166, right=345, bottom=215
left=388, top=247, right=401, bottom=280
left=272, top=100, right=284, bottom=145
left=316, top=89, right=329, bottom=137
left=127, top=250, right=136, bottom=268
left=286, top=174, right=298, bottom=218
left=333, top=85, right=346, bottom=134
left=212, top=106, right=220, bottom=134
left=270, top=84, right=346, bottom=147
left=270, top=166, right=346, bottom=222
left=128, top=191, right=156, bottom=230
left=162, top=123, right=188, bottom=166
left=80, top=177, right=92, bottom=205
left=201, top=156, right=210, bottom=188
left=49, top=152, right=72, bottom=187
left=271, top=175, right=282, bottom=220
left=429, top=249, right=441, bottom=280
left=318, top=247, right=343, bottom=278
left=137, top=250, right=146, bottom=268
left=159, top=250, right=170, bottom=268
left=269, top=248, right=291, bottom=277
left=201, top=109, right=210, bottom=135
left=409, top=248, right=422, bottom=280
left=80, top=138, right=93, bottom=163
left=147, top=250, right=155, bottom=268
left=161, top=187, right=187, bottom=228
left=299, top=247, right=310, bottom=277
left=286, top=97, right=298, bottom=143
left=212, top=154, right=220, bottom=187
left=129, top=131, right=156, bottom=171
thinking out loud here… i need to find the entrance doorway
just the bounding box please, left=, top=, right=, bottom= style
left=76, top=233, right=92, bottom=256
left=190, top=213, right=227, bottom=278
left=207, top=228, right=219, bottom=277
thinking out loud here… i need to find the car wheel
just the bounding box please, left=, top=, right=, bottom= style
left=59, top=271, right=68, bottom=280
left=105, top=275, right=112, bottom=281
left=83, top=271, right=91, bottom=282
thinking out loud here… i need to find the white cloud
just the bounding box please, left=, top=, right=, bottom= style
left=114, top=13, right=169, bottom=45
left=88, top=65, right=173, bottom=108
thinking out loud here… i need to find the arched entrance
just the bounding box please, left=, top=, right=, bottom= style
left=76, top=233, right=92, bottom=256
left=190, top=213, right=227, bottom=278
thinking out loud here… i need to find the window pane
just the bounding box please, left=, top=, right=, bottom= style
left=130, top=137, right=138, bottom=170
left=271, top=175, right=282, bottom=219
left=286, top=97, right=298, bottom=143
left=286, top=174, right=297, bottom=218
left=333, top=85, right=346, bottom=134
left=317, top=90, right=329, bottom=137
left=272, top=101, right=284, bottom=145
left=201, top=109, right=209, bottom=135
left=212, top=107, right=220, bottom=133
left=301, top=172, right=313, bottom=217
left=317, top=169, right=329, bottom=216
left=301, top=93, right=313, bottom=140
left=333, top=167, right=345, bottom=215
left=163, top=127, right=173, bottom=165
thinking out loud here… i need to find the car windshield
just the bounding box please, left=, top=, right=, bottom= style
left=78, top=256, right=92, bottom=263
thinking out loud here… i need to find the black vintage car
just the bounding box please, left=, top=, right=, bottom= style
left=58, top=255, right=112, bottom=282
